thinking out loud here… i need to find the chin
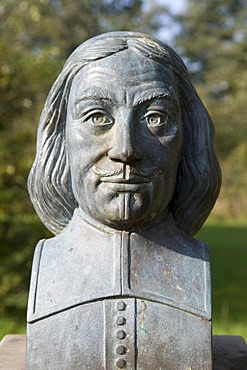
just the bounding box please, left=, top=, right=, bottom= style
left=80, top=189, right=168, bottom=230
left=94, top=205, right=163, bottom=231
left=96, top=216, right=148, bottom=231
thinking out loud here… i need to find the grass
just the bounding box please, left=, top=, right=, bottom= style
left=1, top=220, right=246, bottom=341
left=0, top=315, right=26, bottom=336
left=196, top=220, right=247, bottom=340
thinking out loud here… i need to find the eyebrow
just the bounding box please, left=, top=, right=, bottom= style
left=133, top=90, right=173, bottom=107
left=75, top=90, right=116, bottom=105
left=74, top=88, right=177, bottom=107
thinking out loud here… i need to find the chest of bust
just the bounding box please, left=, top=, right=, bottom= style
left=27, top=225, right=211, bottom=321
left=26, top=216, right=212, bottom=369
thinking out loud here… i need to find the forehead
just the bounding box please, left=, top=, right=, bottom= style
left=70, top=49, right=179, bottom=103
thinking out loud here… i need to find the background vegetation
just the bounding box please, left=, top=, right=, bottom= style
left=0, top=0, right=246, bottom=340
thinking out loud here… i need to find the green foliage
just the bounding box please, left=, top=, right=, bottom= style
left=197, top=222, right=247, bottom=340
left=173, top=0, right=247, bottom=221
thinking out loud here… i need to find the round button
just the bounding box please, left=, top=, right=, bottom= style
left=115, top=358, right=126, bottom=368
left=116, top=300, right=126, bottom=311
left=116, top=344, right=127, bottom=355
left=116, top=329, right=126, bottom=340
left=116, top=316, right=126, bottom=325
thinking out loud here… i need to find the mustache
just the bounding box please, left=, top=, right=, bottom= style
left=93, top=166, right=159, bottom=178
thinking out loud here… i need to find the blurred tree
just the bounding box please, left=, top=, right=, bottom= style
left=173, top=0, right=247, bottom=218
left=0, top=0, right=58, bottom=322
left=0, top=0, right=168, bottom=331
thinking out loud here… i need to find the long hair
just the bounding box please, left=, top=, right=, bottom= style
left=28, top=31, right=221, bottom=236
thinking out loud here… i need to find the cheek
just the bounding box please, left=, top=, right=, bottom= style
left=66, top=129, right=106, bottom=169
left=66, top=127, right=91, bottom=152
left=156, top=132, right=183, bottom=168
left=138, top=120, right=183, bottom=156
left=146, top=140, right=182, bottom=172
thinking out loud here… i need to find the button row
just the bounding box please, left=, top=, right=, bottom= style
left=115, top=300, right=127, bottom=368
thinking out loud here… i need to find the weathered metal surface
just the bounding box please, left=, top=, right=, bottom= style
left=26, top=298, right=212, bottom=369
left=26, top=31, right=221, bottom=369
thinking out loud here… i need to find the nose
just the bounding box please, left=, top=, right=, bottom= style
left=108, top=117, right=141, bottom=163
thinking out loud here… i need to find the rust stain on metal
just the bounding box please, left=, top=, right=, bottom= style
left=138, top=300, right=147, bottom=335
left=163, top=264, right=173, bottom=278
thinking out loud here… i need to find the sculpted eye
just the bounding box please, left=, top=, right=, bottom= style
left=82, top=110, right=113, bottom=126
left=91, top=113, right=111, bottom=125
left=145, top=112, right=168, bottom=127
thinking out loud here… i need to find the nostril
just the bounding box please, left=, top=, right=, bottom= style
left=108, top=147, right=141, bottom=163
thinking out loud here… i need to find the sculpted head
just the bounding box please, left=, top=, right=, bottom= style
left=28, top=32, right=221, bottom=236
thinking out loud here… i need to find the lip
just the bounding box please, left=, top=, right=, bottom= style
left=100, top=174, right=150, bottom=184
left=102, top=182, right=148, bottom=192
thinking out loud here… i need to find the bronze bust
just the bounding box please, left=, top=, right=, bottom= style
left=26, top=32, right=221, bottom=369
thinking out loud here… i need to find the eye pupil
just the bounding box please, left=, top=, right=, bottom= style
left=149, top=115, right=160, bottom=125
left=146, top=113, right=166, bottom=126
left=92, top=114, right=107, bottom=124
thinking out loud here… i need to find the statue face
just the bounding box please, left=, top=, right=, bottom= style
left=66, top=49, right=183, bottom=229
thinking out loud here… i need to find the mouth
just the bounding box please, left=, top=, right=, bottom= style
left=101, top=182, right=148, bottom=193
left=93, top=164, right=160, bottom=192
left=100, top=174, right=150, bottom=184
left=100, top=174, right=150, bottom=192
